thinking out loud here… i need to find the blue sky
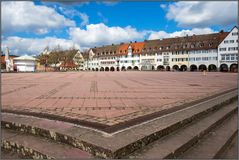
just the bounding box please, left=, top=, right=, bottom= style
left=1, top=1, right=238, bottom=55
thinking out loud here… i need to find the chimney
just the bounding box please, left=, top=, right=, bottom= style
left=112, top=43, right=114, bottom=46
left=220, top=30, right=224, bottom=33
left=135, top=41, right=137, bottom=43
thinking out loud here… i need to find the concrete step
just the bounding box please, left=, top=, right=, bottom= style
left=217, top=134, right=238, bottom=159
left=178, top=112, right=238, bottom=159
left=1, top=90, right=237, bottom=158
left=127, top=100, right=237, bottom=159
left=1, top=149, right=23, bottom=159
left=1, top=128, right=92, bottom=159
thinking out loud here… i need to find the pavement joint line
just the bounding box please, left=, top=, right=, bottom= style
left=2, top=89, right=237, bottom=137
left=101, top=90, right=237, bottom=136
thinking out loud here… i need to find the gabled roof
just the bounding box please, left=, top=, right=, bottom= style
left=130, top=42, right=145, bottom=55
left=117, top=43, right=129, bottom=55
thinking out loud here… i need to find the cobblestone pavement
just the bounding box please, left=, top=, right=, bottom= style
left=1, top=71, right=237, bottom=126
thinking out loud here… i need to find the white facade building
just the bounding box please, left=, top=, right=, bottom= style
left=188, top=49, right=218, bottom=71
left=86, top=27, right=237, bottom=72
left=13, top=55, right=37, bottom=72
left=218, top=26, right=238, bottom=72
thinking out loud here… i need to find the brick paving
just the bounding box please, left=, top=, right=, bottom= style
left=1, top=71, right=237, bottom=127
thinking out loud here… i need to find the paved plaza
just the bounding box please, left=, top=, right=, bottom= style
left=1, top=71, right=237, bottom=130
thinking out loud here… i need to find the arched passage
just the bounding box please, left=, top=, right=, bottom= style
left=127, top=66, right=132, bottom=70
left=105, top=67, right=109, bottom=71
left=190, top=65, right=197, bottom=71
left=92, top=68, right=95, bottom=71
left=180, top=65, right=187, bottom=71
left=157, top=65, right=165, bottom=71
left=116, top=67, right=120, bottom=71
left=166, top=66, right=170, bottom=71
left=121, top=66, right=126, bottom=71
left=220, top=64, right=228, bottom=72
left=100, top=67, right=104, bottom=71
left=110, top=67, right=115, bottom=71
left=96, top=68, right=99, bottom=71
left=133, top=66, right=139, bottom=70
left=230, top=64, right=238, bottom=72
left=199, top=64, right=207, bottom=71
left=173, top=65, right=179, bottom=71
left=208, top=64, right=217, bottom=72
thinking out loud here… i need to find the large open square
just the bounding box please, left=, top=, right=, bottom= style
left=2, top=72, right=237, bottom=131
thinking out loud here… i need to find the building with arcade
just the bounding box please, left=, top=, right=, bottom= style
left=86, top=26, right=238, bottom=72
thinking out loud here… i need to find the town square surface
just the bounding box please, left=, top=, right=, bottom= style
left=1, top=71, right=237, bottom=130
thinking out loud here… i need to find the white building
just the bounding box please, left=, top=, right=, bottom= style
left=218, top=26, right=238, bottom=72
left=86, top=27, right=237, bottom=72
left=13, top=55, right=37, bottom=72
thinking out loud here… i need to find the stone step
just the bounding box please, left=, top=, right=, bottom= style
left=1, top=149, right=23, bottom=159
left=1, top=90, right=237, bottom=158
left=217, top=134, right=238, bottom=159
left=127, top=100, right=237, bottom=159
left=178, top=112, right=238, bottom=159
left=1, top=128, right=92, bottom=159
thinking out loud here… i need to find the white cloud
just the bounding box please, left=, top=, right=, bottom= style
left=97, top=1, right=119, bottom=6
left=97, top=12, right=108, bottom=24
left=160, top=4, right=167, bottom=9
left=2, top=36, right=79, bottom=56
left=166, top=1, right=237, bottom=27
left=69, top=23, right=146, bottom=47
left=79, top=13, right=89, bottom=26
left=58, top=7, right=89, bottom=26
left=148, top=28, right=215, bottom=40
left=1, top=1, right=75, bottom=34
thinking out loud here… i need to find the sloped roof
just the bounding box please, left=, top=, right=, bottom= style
left=90, top=30, right=230, bottom=57
left=92, top=44, right=120, bottom=57
left=13, top=55, right=36, bottom=61
left=131, top=42, right=145, bottom=55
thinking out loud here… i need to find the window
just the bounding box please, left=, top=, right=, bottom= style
left=221, top=55, right=225, bottom=60
left=219, top=48, right=226, bottom=51
left=230, top=40, right=234, bottom=43
left=231, top=54, right=235, bottom=60
left=224, top=40, right=229, bottom=43
left=228, top=47, right=237, bottom=51
left=226, top=55, right=230, bottom=60
left=196, top=57, right=201, bottom=61
left=232, top=32, right=238, bottom=36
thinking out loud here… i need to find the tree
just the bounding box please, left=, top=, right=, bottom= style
left=48, top=51, right=62, bottom=68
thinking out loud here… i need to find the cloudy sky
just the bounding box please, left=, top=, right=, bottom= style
left=1, top=1, right=238, bottom=56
